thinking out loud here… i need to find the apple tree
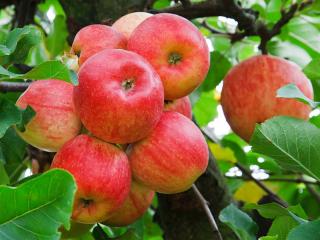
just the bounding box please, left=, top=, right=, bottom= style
left=0, top=0, right=320, bottom=239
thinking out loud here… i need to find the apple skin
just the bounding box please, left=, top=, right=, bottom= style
left=128, top=111, right=208, bottom=194
left=71, top=24, right=127, bottom=66
left=103, top=181, right=155, bottom=226
left=128, top=13, right=210, bottom=100
left=112, top=12, right=152, bottom=39
left=164, top=96, right=192, bottom=119
left=16, top=80, right=81, bottom=152
left=74, top=49, right=164, bottom=144
left=51, top=134, right=131, bottom=224
left=221, top=55, right=314, bottom=142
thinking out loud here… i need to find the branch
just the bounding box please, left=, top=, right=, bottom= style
left=192, top=184, right=223, bottom=240
left=226, top=176, right=320, bottom=185
left=306, top=184, right=320, bottom=204
left=0, top=81, right=30, bottom=92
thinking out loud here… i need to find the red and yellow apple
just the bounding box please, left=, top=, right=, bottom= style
left=221, top=55, right=313, bottom=142
left=128, top=13, right=210, bottom=100
left=16, top=80, right=81, bottom=152
left=112, top=12, right=152, bottom=39
left=74, top=49, right=164, bottom=144
left=51, top=134, right=131, bottom=224
left=128, top=111, right=208, bottom=194
left=164, top=96, right=192, bottom=119
left=71, top=24, right=127, bottom=66
left=104, top=181, right=154, bottom=226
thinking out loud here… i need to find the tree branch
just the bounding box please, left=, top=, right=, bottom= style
left=226, top=176, right=320, bottom=185
left=192, top=184, right=223, bottom=240
left=0, top=81, right=30, bottom=92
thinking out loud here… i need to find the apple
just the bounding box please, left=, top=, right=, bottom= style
left=16, top=80, right=81, bottom=152
left=164, top=96, right=192, bottom=119
left=112, top=12, right=152, bottom=39
left=51, top=134, right=131, bottom=224
left=103, top=181, right=154, bottom=226
left=127, top=13, right=210, bottom=100
left=74, top=49, right=164, bottom=144
left=221, top=55, right=314, bottom=142
left=71, top=24, right=127, bottom=66
left=128, top=111, right=208, bottom=194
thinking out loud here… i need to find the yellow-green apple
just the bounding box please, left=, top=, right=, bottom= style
left=51, top=134, right=131, bottom=224
left=164, top=96, right=192, bottom=119
left=128, top=111, right=208, bottom=194
left=112, top=12, right=152, bottom=39
left=71, top=24, right=126, bottom=66
left=221, top=55, right=313, bottom=142
left=74, top=49, right=164, bottom=144
left=103, top=181, right=154, bottom=226
left=15, top=80, right=81, bottom=152
left=128, top=13, right=210, bottom=100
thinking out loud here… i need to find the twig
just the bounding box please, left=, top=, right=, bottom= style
left=235, top=163, right=288, bottom=207
left=226, top=176, right=320, bottom=185
left=192, top=184, right=223, bottom=240
left=0, top=81, right=30, bottom=92
left=305, top=184, right=320, bottom=204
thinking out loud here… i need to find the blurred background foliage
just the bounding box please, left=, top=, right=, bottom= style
left=0, top=0, right=320, bottom=239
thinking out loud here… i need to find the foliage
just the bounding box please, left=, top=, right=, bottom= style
left=0, top=0, right=320, bottom=239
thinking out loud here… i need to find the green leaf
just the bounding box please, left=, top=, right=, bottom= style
left=0, top=169, right=76, bottom=240
left=268, top=216, right=299, bottom=240
left=45, top=15, right=68, bottom=58
left=0, top=96, right=22, bottom=138
left=200, top=51, right=232, bottom=91
left=22, top=60, right=72, bottom=82
left=276, top=83, right=319, bottom=108
left=303, top=58, right=320, bottom=101
left=287, top=219, right=320, bottom=240
left=0, top=163, right=9, bottom=185
left=219, top=204, right=258, bottom=240
left=193, top=90, right=218, bottom=127
left=16, top=105, right=35, bottom=132
left=0, top=128, right=27, bottom=182
left=266, top=0, right=281, bottom=23
left=259, top=236, right=278, bottom=240
left=250, top=116, right=320, bottom=181
left=1, top=25, right=42, bottom=64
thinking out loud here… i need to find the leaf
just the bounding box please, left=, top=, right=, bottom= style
left=287, top=219, right=320, bottom=240
left=0, top=96, right=35, bottom=138
left=276, top=83, right=319, bottom=108
left=268, top=216, right=299, bottom=240
left=200, top=51, right=232, bottom=92
left=0, top=169, right=76, bottom=240
left=208, top=142, right=237, bottom=163
left=303, top=58, right=320, bottom=101
left=0, top=163, right=9, bottom=185
left=250, top=116, right=320, bottom=181
left=259, top=236, right=278, bottom=240
left=193, top=90, right=218, bottom=127
left=219, top=204, right=258, bottom=240
left=45, top=15, right=68, bottom=58
left=234, top=182, right=266, bottom=204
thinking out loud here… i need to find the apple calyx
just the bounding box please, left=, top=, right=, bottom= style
left=80, top=198, right=94, bottom=208
left=168, top=52, right=182, bottom=65
left=122, top=78, right=135, bottom=91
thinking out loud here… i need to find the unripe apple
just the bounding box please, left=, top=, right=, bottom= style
left=74, top=49, right=164, bottom=144
left=221, top=55, right=313, bottom=142
left=16, top=80, right=81, bottom=152
left=112, top=12, right=152, bottom=39
left=71, top=24, right=127, bottom=66
left=128, top=112, right=208, bottom=194
left=51, top=134, right=131, bottom=224
left=103, top=181, right=154, bottom=226
left=164, top=96, right=192, bottom=119
left=128, top=13, right=210, bottom=100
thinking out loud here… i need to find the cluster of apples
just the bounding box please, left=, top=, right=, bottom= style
left=15, top=12, right=210, bottom=226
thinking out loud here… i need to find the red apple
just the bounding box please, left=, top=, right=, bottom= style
left=128, top=112, right=208, bottom=194
left=16, top=80, right=81, bottom=152
left=51, top=134, right=131, bottom=224
left=164, top=96, right=192, bottom=119
left=128, top=13, right=210, bottom=100
left=112, top=12, right=152, bottom=39
left=74, top=49, right=164, bottom=144
left=71, top=24, right=127, bottom=66
left=221, top=55, right=313, bottom=142
left=103, top=181, right=154, bottom=226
